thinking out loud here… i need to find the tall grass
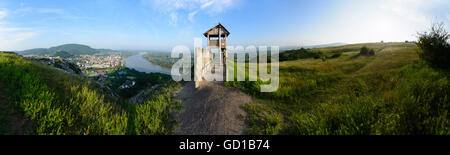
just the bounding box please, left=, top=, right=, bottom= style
left=227, top=43, right=449, bottom=135
left=0, top=52, right=180, bottom=135
left=290, top=62, right=449, bottom=135
left=128, top=82, right=181, bottom=135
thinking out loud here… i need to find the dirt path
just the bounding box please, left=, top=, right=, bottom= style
left=173, top=81, right=252, bottom=135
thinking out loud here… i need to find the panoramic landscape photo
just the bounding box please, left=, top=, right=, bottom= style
left=0, top=0, right=449, bottom=136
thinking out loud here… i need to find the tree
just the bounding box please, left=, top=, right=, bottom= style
left=360, top=46, right=369, bottom=55
left=416, top=22, right=450, bottom=68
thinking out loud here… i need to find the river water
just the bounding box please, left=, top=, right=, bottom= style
left=124, top=53, right=171, bottom=75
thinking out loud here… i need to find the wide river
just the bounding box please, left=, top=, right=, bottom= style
left=124, top=53, right=171, bottom=75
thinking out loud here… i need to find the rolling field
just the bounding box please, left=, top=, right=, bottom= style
left=226, top=42, right=450, bottom=135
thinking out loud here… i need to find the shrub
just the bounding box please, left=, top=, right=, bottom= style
left=369, top=49, right=375, bottom=56
left=360, top=46, right=369, bottom=55
left=416, top=22, right=450, bottom=68
left=279, top=48, right=320, bottom=61
left=133, top=96, right=168, bottom=135
left=330, top=51, right=343, bottom=58
left=359, top=47, right=375, bottom=56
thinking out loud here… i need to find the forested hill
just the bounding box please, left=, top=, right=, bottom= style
left=18, top=44, right=103, bottom=56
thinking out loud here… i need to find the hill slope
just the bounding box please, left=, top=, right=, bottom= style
left=0, top=52, right=180, bottom=135
left=226, top=42, right=450, bottom=135
left=49, top=44, right=98, bottom=55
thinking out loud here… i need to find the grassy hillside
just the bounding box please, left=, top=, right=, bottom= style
left=226, top=42, right=450, bottom=135
left=0, top=52, right=181, bottom=135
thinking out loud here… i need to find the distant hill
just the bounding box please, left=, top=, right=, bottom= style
left=281, top=42, right=347, bottom=51
left=18, top=44, right=108, bottom=56
left=51, top=50, right=75, bottom=58
left=96, top=48, right=117, bottom=53
left=49, top=44, right=98, bottom=55
left=20, top=48, right=53, bottom=55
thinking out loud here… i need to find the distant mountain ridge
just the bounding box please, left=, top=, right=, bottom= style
left=281, top=42, right=347, bottom=51
left=18, top=44, right=111, bottom=56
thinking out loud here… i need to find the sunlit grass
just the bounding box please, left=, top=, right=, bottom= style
left=225, top=43, right=449, bottom=135
left=0, top=52, right=181, bottom=135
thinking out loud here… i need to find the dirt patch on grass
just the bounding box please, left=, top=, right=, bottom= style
left=173, top=81, right=252, bottom=135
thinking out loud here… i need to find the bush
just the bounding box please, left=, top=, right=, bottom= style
left=359, top=47, right=375, bottom=56
left=369, top=49, right=375, bottom=56
left=133, top=96, right=168, bottom=135
left=416, top=22, right=450, bottom=68
left=279, top=48, right=320, bottom=61
left=330, top=51, right=343, bottom=58
left=360, top=46, right=369, bottom=55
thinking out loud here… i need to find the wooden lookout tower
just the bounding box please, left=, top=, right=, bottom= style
left=195, top=23, right=230, bottom=88
left=204, top=23, right=230, bottom=78
left=204, top=23, right=230, bottom=50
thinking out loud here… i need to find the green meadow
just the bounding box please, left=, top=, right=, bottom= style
left=226, top=42, right=450, bottom=135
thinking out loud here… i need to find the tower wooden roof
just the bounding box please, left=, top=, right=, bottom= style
left=203, top=23, right=230, bottom=37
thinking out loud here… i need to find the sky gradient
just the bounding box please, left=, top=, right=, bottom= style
left=0, top=0, right=449, bottom=51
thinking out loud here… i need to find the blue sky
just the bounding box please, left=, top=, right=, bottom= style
left=0, top=0, right=449, bottom=51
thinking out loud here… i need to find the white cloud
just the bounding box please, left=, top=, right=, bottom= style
left=379, top=0, right=434, bottom=25
left=201, top=1, right=214, bottom=9
left=13, top=7, right=65, bottom=16
left=0, top=9, right=7, bottom=19
left=0, top=8, right=37, bottom=51
left=377, top=0, right=449, bottom=37
left=0, top=24, right=37, bottom=51
left=13, top=7, right=32, bottom=16
left=312, top=0, right=450, bottom=44
left=142, top=0, right=239, bottom=25
left=188, top=10, right=199, bottom=22
left=204, top=0, right=234, bottom=14
left=169, top=12, right=178, bottom=26
left=36, top=8, right=65, bottom=14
